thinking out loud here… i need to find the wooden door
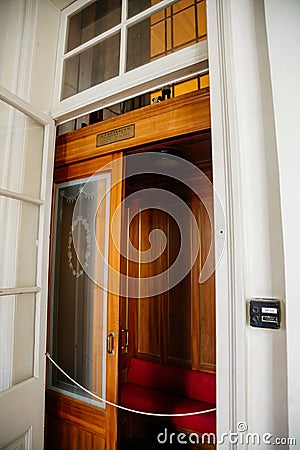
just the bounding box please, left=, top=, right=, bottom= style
left=46, top=153, right=123, bottom=450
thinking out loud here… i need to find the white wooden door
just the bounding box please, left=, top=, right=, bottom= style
left=0, top=87, right=55, bottom=449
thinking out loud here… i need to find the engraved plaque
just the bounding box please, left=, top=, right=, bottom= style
left=96, top=124, right=135, bottom=147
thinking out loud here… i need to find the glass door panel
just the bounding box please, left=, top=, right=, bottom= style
left=0, top=197, right=40, bottom=289
left=0, top=99, right=44, bottom=198
left=49, top=173, right=111, bottom=408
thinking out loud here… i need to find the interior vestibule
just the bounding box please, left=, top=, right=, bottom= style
left=118, top=134, right=216, bottom=448
left=119, top=134, right=215, bottom=373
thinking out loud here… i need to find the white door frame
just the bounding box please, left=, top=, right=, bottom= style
left=207, top=0, right=246, bottom=445
left=208, top=0, right=290, bottom=445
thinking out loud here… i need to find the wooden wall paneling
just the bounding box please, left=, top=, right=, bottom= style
left=45, top=414, right=106, bottom=450
left=191, top=195, right=216, bottom=373
left=127, top=202, right=140, bottom=360
left=45, top=391, right=106, bottom=449
left=167, top=211, right=192, bottom=368
left=137, top=208, right=166, bottom=360
left=123, top=175, right=216, bottom=371
left=198, top=198, right=216, bottom=370
left=54, top=153, right=115, bottom=183
left=191, top=199, right=201, bottom=371
left=119, top=205, right=130, bottom=378
left=45, top=414, right=61, bottom=449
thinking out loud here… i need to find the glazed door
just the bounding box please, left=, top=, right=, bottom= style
left=46, top=153, right=123, bottom=450
left=0, top=88, right=54, bottom=450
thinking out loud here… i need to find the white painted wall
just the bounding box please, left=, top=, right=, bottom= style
left=264, top=0, right=300, bottom=444
left=29, top=0, right=60, bottom=112
left=0, top=0, right=27, bottom=96
left=0, top=0, right=60, bottom=107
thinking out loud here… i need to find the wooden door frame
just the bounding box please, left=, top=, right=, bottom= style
left=46, top=89, right=212, bottom=450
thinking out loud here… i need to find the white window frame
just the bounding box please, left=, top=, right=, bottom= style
left=52, top=0, right=209, bottom=123
left=0, top=85, right=55, bottom=390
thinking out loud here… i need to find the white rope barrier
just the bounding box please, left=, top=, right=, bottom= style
left=46, top=353, right=216, bottom=418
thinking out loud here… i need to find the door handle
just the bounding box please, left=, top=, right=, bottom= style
left=107, top=331, right=115, bottom=355
left=121, top=328, right=129, bottom=350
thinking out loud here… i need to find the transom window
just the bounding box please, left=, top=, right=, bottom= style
left=53, top=0, right=208, bottom=122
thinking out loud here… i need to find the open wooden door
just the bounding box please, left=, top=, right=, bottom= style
left=46, top=152, right=123, bottom=450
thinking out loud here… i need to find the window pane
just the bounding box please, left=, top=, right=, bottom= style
left=62, top=33, right=120, bottom=100
left=197, top=0, right=207, bottom=38
left=173, top=6, right=196, bottom=48
left=174, top=77, right=198, bottom=96
left=200, top=73, right=209, bottom=88
left=127, top=19, right=151, bottom=71
left=0, top=294, right=36, bottom=392
left=0, top=197, right=39, bottom=289
left=151, top=20, right=166, bottom=57
left=67, top=0, right=122, bottom=52
left=173, top=0, right=194, bottom=12
left=0, top=100, right=44, bottom=198
left=50, top=175, right=111, bottom=406
left=128, top=0, right=152, bottom=18
left=126, top=0, right=207, bottom=72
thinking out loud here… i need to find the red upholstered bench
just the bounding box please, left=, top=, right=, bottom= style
left=121, top=358, right=216, bottom=435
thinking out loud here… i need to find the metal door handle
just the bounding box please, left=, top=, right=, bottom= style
left=121, top=328, right=129, bottom=350
left=107, top=331, right=115, bottom=355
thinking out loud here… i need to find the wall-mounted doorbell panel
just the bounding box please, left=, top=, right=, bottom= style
left=249, top=299, right=281, bottom=329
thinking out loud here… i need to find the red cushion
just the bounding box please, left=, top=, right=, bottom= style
left=121, top=383, right=216, bottom=434
left=127, top=358, right=216, bottom=405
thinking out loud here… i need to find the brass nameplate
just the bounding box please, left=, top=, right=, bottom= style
left=96, top=124, right=135, bottom=147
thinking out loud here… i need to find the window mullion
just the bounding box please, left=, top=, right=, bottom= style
left=126, top=0, right=180, bottom=26
left=0, top=287, right=41, bottom=297
left=0, top=189, right=44, bottom=206
left=119, top=0, right=128, bottom=75
left=0, top=86, right=51, bottom=125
